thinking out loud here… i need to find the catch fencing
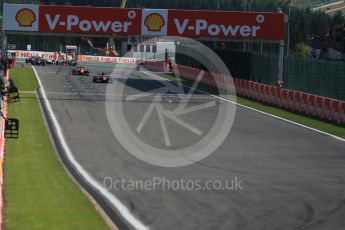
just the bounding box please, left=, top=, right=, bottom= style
left=144, top=61, right=345, bottom=125
left=175, top=47, right=345, bottom=101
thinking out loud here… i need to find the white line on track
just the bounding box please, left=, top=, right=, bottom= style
left=143, top=71, right=345, bottom=143
left=30, top=66, right=345, bottom=230
left=32, top=66, right=149, bottom=230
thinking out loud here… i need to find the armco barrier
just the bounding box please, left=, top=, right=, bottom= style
left=144, top=61, right=345, bottom=125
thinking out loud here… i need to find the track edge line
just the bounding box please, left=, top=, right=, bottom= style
left=144, top=71, right=345, bottom=143
left=32, top=66, right=149, bottom=230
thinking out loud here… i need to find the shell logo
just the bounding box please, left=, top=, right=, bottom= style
left=15, top=8, right=36, bottom=27
left=144, top=13, right=165, bottom=32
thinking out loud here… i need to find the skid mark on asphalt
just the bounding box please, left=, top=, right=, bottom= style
left=65, top=109, right=73, bottom=122
left=87, top=109, right=97, bottom=122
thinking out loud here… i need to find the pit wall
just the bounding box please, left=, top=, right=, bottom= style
left=145, top=61, right=345, bottom=125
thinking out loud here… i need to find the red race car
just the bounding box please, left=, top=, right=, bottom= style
left=93, top=72, right=111, bottom=83
left=72, top=66, right=89, bottom=75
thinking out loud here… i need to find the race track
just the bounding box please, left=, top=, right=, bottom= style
left=33, top=64, right=345, bottom=230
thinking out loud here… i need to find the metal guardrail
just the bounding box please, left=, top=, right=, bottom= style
left=311, top=0, right=345, bottom=10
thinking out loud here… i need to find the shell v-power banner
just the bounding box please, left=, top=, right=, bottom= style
left=3, top=3, right=284, bottom=40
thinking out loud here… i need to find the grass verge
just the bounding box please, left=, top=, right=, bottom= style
left=158, top=72, right=345, bottom=139
left=4, top=67, right=109, bottom=229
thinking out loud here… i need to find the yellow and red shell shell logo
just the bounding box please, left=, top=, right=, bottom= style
left=15, top=8, right=36, bottom=27
left=144, top=13, right=165, bottom=32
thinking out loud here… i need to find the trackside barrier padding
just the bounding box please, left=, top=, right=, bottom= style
left=144, top=61, right=345, bottom=125
left=144, top=61, right=168, bottom=72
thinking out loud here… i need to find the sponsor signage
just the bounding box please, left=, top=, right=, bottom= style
left=3, top=4, right=39, bottom=32
left=78, top=55, right=137, bottom=64
left=39, top=5, right=142, bottom=35
left=3, top=3, right=284, bottom=40
left=141, top=9, right=168, bottom=36
left=9, top=50, right=57, bottom=59
left=9, top=50, right=137, bottom=64
left=168, top=10, right=284, bottom=40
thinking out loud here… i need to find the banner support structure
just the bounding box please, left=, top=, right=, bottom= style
left=278, top=40, right=284, bottom=82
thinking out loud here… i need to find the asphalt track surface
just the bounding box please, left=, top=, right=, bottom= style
left=33, top=65, right=345, bottom=230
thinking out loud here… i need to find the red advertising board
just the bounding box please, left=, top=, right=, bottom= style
left=3, top=3, right=285, bottom=40
left=167, top=10, right=284, bottom=40
left=39, top=5, right=142, bottom=35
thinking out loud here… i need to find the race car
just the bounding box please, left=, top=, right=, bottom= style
left=25, top=56, right=36, bottom=64
left=30, top=57, right=46, bottom=66
left=93, top=72, right=110, bottom=83
left=46, top=59, right=55, bottom=64
left=72, top=66, right=89, bottom=75
left=56, top=59, right=77, bottom=66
